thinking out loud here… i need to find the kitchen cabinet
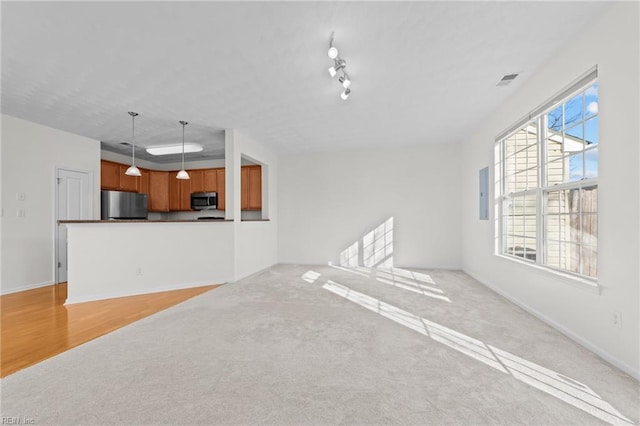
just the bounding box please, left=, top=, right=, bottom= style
left=118, top=164, right=140, bottom=192
left=189, top=169, right=216, bottom=193
left=241, top=167, right=249, bottom=210
left=101, top=160, right=225, bottom=212
left=101, top=160, right=143, bottom=192
left=169, top=174, right=191, bottom=211
left=100, top=160, right=120, bottom=190
left=216, top=168, right=225, bottom=210
left=180, top=179, right=191, bottom=210
left=148, top=171, right=169, bottom=211
left=203, top=169, right=217, bottom=192
left=189, top=170, right=204, bottom=193
left=169, top=177, right=179, bottom=211
left=241, top=165, right=262, bottom=211
left=247, top=166, right=262, bottom=210
left=139, top=170, right=150, bottom=196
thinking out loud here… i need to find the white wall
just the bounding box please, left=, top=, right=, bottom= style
left=0, top=115, right=3, bottom=291
left=66, top=222, right=234, bottom=303
left=278, top=144, right=462, bottom=269
left=226, top=129, right=278, bottom=280
left=1, top=114, right=100, bottom=294
left=460, top=3, right=639, bottom=377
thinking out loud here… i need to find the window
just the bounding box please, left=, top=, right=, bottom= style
left=496, top=70, right=598, bottom=280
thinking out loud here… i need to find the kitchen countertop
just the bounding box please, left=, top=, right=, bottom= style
left=58, top=219, right=271, bottom=223
left=59, top=219, right=232, bottom=223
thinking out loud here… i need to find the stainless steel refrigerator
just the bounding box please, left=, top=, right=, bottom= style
left=101, top=190, right=148, bottom=219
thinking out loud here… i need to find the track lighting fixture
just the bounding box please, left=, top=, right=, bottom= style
left=327, top=32, right=352, bottom=100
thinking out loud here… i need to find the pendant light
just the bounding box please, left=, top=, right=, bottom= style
left=125, top=111, right=142, bottom=176
left=176, top=120, right=190, bottom=180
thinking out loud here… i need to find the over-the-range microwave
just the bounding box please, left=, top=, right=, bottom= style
left=191, top=192, right=218, bottom=210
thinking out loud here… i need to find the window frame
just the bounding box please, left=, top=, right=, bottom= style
left=495, top=68, right=598, bottom=283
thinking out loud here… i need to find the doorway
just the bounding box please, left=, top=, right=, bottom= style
left=56, top=168, right=92, bottom=283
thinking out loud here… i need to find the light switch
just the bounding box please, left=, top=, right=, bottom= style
left=16, top=208, right=26, bottom=218
left=16, top=192, right=26, bottom=201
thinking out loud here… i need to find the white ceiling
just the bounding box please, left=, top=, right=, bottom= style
left=1, top=1, right=607, bottom=160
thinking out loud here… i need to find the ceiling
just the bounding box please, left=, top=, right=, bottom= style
left=1, top=1, right=607, bottom=162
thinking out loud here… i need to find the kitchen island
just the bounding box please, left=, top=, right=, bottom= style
left=61, top=219, right=233, bottom=223
left=61, top=220, right=236, bottom=303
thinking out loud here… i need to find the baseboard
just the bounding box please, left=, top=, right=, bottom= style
left=65, top=280, right=224, bottom=305
left=0, top=280, right=54, bottom=296
left=464, top=268, right=640, bottom=381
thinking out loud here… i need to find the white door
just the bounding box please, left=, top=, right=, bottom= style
left=57, top=168, right=92, bottom=283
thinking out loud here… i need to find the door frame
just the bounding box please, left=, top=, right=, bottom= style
left=54, top=166, right=94, bottom=284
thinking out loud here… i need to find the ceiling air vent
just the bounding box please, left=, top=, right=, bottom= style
left=497, top=73, right=519, bottom=86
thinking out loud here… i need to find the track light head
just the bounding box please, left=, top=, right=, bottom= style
left=339, top=74, right=351, bottom=89
left=340, top=88, right=351, bottom=100
left=328, top=59, right=346, bottom=78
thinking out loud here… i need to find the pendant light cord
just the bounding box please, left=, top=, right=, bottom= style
left=181, top=123, right=185, bottom=169
left=131, top=114, right=136, bottom=166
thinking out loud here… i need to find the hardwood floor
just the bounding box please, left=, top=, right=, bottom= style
left=0, top=283, right=219, bottom=378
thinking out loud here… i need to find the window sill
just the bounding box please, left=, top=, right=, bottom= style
left=493, top=253, right=601, bottom=294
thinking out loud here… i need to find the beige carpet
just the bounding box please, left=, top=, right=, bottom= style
left=1, top=264, right=638, bottom=425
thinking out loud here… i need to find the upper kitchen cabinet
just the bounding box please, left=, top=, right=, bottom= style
left=139, top=171, right=150, bottom=196
left=190, top=169, right=217, bottom=193
left=241, top=167, right=249, bottom=210
left=216, top=168, right=225, bottom=210
left=148, top=171, right=169, bottom=212
left=189, top=170, right=204, bottom=193
left=118, top=164, right=140, bottom=192
left=169, top=174, right=191, bottom=211
left=101, top=160, right=142, bottom=192
left=241, top=165, right=262, bottom=211
left=100, top=160, right=120, bottom=190
left=180, top=178, right=192, bottom=210
left=100, top=160, right=224, bottom=212
left=204, top=169, right=217, bottom=192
